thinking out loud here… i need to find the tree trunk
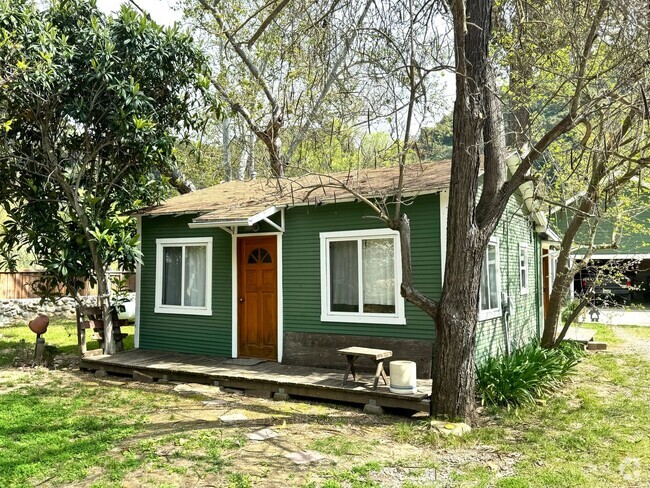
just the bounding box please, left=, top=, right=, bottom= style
left=256, top=114, right=284, bottom=177
left=430, top=0, right=495, bottom=421
left=162, top=166, right=196, bottom=194
left=96, top=266, right=115, bottom=355
left=541, top=264, right=574, bottom=347
left=433, top=293, right=481, bottom=420
left=89, top=245, right=115, bottom=355
left=247, top=130, right=256, bottom=179
left=237, top=130, right=250, bottom=180
left=432, top=227, right=484, bottom=419
left=541, top=197, right=594, bottom=347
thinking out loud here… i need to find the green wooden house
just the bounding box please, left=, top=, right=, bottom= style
left=133, top=161, right=551, bottom=377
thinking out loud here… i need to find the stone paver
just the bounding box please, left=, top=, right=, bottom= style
left=219, top=412, right=248, bottom=422
left=246, top=428, right=280, bottom=441
left=284, top=450, right=325, bottom=465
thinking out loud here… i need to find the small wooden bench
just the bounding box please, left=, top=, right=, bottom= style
left=337, top=346, right=392, bottom=390
left=76, top=306, right=128, bottom=357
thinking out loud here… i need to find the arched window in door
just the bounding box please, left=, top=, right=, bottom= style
left=247, top=248, right=272, bottom=264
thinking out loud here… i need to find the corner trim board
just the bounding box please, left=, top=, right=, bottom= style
left=134, top=216, right=142, bottom=348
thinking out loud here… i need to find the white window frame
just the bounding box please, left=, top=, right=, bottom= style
left=319, top=229, right=406, bottom=325
left=154, top=237, right=213, bottom=316
left=519, top=243, right=529, bottom=295
left=479, top=237, right=501, bottom=321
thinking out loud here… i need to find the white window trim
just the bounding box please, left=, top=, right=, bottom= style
left=479, top=237, right=501, bottom=321
left=519, top=243, right=529, bottom=295
left=154, top=237, right=213, bottom=316
left=319, top=229, right=406, bottom=325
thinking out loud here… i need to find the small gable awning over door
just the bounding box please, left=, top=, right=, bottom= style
left=188, top=205, right=284, bottom=233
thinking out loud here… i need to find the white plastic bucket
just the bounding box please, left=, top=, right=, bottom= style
left=389, top=360, right=417, bottom=394
left=116, top=300, right=136, bottom=321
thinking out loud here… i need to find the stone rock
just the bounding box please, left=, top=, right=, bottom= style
left=203, top=399, right=227, bottom=407
left=284, top=450, right=325, bottom=465
left=246, top=428, right=280, bottom=441
left=363, top=402, right=385, bottom=415
left=219, top=413, right=248, bottom=422
left=132, top=370, right=155, bottom=383
left=173, top=383, right=220, bottom=397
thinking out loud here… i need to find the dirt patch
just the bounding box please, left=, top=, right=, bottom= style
left=612, top=327, right=650, bottom=359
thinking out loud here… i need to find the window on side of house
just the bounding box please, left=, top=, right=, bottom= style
left=155, top=237, right=212, bottom=316
left=319, top=229, right=405, bottom=325
left=479, top=237, right=501, bottom=320
left=519, top=243, right=529, bottom=295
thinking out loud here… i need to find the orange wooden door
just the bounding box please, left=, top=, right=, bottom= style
left=237, top=236, right=277, bottom=360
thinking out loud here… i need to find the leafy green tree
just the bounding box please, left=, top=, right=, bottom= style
left=417, top=114, right=453, bottom=161
left=330, top=0, right=649, bottom=420
left=492, top=0, right=650, bottom=347
left=181, top=0, right=371, bottom=177
left=427, top=0, right=650, bottom=419
left=0, top=0, right=211, bottom=353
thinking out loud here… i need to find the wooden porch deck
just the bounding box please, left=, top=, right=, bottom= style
left=80, top=349, right=431, bottom=413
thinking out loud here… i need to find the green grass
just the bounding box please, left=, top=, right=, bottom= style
left=0, top=319, right=134, bottom=366
left=0, top=382, right=147, bottom=486
left=316, top=461, right=383, bottom=488
left=621, top=324, right=650, bottom=340
left=2, top=320, right=649, bottom=487
left=393, top=349, right=650, bottom=487
left=476, top=341, right=584, bottom=409
left=308, top=435, right=376, bottom=456
left=584, top=322, right=622, bottom=345
left=228, top=472, right=253, bottom=488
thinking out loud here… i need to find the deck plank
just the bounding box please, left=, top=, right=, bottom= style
left=80, top=349, right=431, bottom=410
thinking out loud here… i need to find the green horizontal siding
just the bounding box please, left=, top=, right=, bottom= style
left=475, top=199, right=540, bottom=363
left=138, top=190, right=542, bottom=362
left=139, top=214, right=232, bottom=356
left=282, top=194, right=441, bottom=341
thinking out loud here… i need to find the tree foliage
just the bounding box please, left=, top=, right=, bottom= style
left=417, top=113, right=453, bottom=161
left=490, top=0, right=650, bottom=346
left=180, top=0, right=450, bottom=178
left=0, top=0, right=211, bottom=351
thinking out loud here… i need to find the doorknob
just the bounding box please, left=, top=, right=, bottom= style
left=239, top=298, right=244, bottom=303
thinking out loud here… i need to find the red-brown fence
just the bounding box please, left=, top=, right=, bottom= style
left=0, top=271, right=136, bottom=300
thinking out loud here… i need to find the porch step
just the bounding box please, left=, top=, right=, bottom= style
left=560, top=326, right=596, bottom=344
left=586, top=341, right=607, bottom=351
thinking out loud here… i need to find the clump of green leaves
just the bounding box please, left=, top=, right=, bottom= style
left=476, top=341, right=585, bottom=409
left=0, top=0, right=214, bottom=300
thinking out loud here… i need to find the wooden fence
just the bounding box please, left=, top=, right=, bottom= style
left=0, top=271, right=136, bottom=300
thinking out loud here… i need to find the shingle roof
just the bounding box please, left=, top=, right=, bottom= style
left=139, top=160, right=452, bottom=223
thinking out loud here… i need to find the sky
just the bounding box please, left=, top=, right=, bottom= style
left=96, top=0, right=180, bottom=26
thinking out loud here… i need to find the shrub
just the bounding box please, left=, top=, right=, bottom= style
left=476, top=341, right=585, bottom=409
